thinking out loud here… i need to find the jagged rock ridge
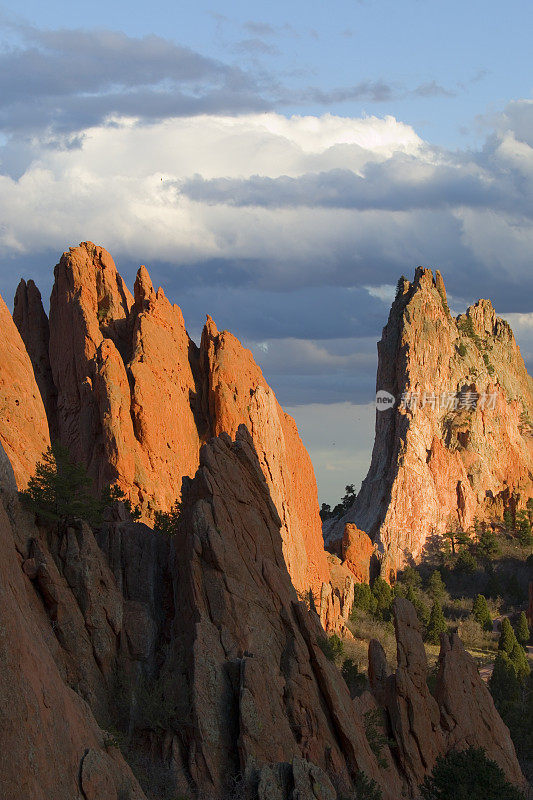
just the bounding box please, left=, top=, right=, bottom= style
left=12, top=241, right=332, bottom=612
left=327, top=267, right=533, bottom=572
left=0, top=430, right=525, bottom=798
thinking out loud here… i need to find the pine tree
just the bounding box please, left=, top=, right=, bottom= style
left=427, top=570, right=446, bottom=602
left=19, top=443, right=100, bottom=526
left=515, top=611, right=530, bottom=648
left=490, top=651, right=521, bottom=710
left=153, top=500, right=182, bottom=536
left=498, top=617, right=517, bottom=655
left=372, top=577, right=393, bottom=620
left=420, top=746, right=525, bottom=800
left=472, top=594, right=493, bottom=632
left=510, top=641, right=530, bottom=681
left=406, top=585, right=429, bottom=627
left=425, top=600, right=447, bottom=644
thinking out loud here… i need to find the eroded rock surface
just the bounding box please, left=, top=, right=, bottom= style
left=327, top=267, right=533, bottom=571
left=0, top=446, right=146, bottom=800
left=368, top=598, right=525, bottom=794
left=23, top=242, right=336, bottom=615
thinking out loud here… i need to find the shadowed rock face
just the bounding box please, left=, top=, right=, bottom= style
left=0, top=292, right=50, bottom=489
left=327, top=267, right=533, bottom=571
left=0, top=424, right=526, bottom=798
left=368, top=598, right=525, bottom=794
left=147, top=425, right=404, bottom=799
left=13, top=278, right=58, bottom=440
left=0, top=443, right=147, bottom=800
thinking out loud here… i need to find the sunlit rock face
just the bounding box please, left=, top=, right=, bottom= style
left=0, top=291, right=50, bottom=489
left=327, top=267, right=533, bottom=572
left=11, top=242, right=333, bottom=615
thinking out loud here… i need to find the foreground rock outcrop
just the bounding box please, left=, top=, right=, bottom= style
left=0, top=444, right=147, bottom=800
left=327, top=268, right=533, bottom=571
left=0, top=426, right=525, bottom=798
left=369, top=598, right=525, bottom=794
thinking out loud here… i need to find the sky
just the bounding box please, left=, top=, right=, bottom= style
left=1, top=1, right=532, bottom=505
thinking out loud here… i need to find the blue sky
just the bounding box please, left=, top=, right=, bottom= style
left=1, top=0, right=532, bottom=503
left=4, top=0, right=533, bottom=147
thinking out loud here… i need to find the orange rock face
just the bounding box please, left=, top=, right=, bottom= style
left=328, top=267, right=533, bottom=570
left=0, top=293, right=50, bottom=489
left=18, top=242, right=333, bottom=619
left=48, top=242, right=201, bottom=513
left=200, top=316, right=330, bottom=598
left=342, top=523, right=374, bottom=583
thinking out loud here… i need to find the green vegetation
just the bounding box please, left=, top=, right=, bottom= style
left=101, top=484, right=142, bottom=520
left=346, top=512, right=533, bottom=782
left=472, top=594, right=493, bottom=631
left=457, top=342, right=468, bottom=357
left=320, top=484, right=356, bottom=521
left=419, top=747, right=525, bottom=800
left=153, top=500, right=182, bottom=535
left=19, top=442, right=102, bottom=526
left=425, top=600, right=447, bottom=644
left=516, top=612, right=530, bottom=647
left=352, top=771, right=383, bottom=800
left=318, top=633, right=345, bottom=662
left=363, top=708, right=395, bottom=770
left=341, top=657, right=367, bottom=697
left=458, top=315, right=483, bottom=350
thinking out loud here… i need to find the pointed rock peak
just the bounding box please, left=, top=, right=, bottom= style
left=55, top=241, right=134, bottom=320
left=205, top=314, right=219, bottom=338
left=14, top=277, right=45, bottom=314
left=134, top=265, right=155, bottom=307
left=465, top=297, right=497, bottom=337
left=412, top=265, right=435, bottom=291
left=434, top=269, right=447, bottom=301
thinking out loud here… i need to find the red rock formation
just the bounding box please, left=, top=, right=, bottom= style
left=200, top=315, right=330, bottom=599
left=342, top=522, right=375, bottom=583
left=0, top=444, right=147, bottom=800
left=166, top=426, right=403, bottom=799
left=13, top=278, right=58, bottom=438
left=24, top=242, right=338, bottom=625
left=328, top=267, right=533, bottom=571
left=368, top=598, right=525, bottom=793
left=48, top=242, right=201, bottom=513
left=0, top=292, right=50, bottom=488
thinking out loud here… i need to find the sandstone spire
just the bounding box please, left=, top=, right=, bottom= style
left=327, top=267, right=533, bottom=572
left=13, top=278, right=58, bottom=439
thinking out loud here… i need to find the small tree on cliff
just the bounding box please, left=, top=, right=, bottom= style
left=425, top=600, right=447, bottom=645
left=153, top=501, right=182, bottom=536
left=19, top=443, right=100, bottom=526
